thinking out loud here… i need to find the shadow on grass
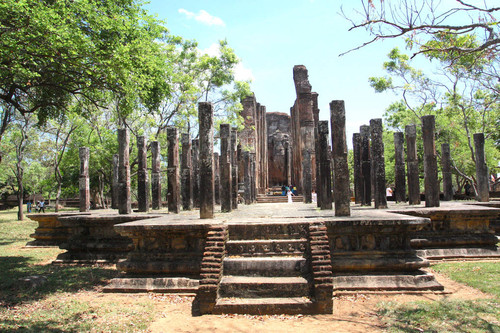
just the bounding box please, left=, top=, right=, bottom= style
left=0, top=256, right=118, bottom=306
left=378, top=299, right=500, bottom=333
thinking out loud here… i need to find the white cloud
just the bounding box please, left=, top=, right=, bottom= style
left=178, top=8, right=225, bottom=27
left=199, top=43, right=255, bottom=82
left=234, top=62, right=254, bottom=82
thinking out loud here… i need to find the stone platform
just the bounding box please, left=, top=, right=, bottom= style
left=26, top=212, right=91, bottom=247
left=28, top=201, right=499, bottom=315
left=390, top=201, right=500, bottom=260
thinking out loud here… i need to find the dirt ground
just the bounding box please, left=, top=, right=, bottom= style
left=144, top=268, right=493, bottom=333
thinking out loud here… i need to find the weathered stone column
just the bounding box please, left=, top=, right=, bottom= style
left=220, top=124, right=232, bottom=212
left=284, top=140, right=291, bottom=186
left=198, top=102, right=215, bottom=219
left=441, top=143, right=453, bottom=201
left=360, top=125, right=371, bottom=206
left=318, top=121, right=332, bottom=210
left=214, top=152, right=220, bottom=205
left=181, top=134, right=193, bottom=210
left=250, top=153, right=257, bottom=203
left=243, top=151, right=251, bottom=204
left=117, top=129, right=131, bottom=214
left=370, top=118, right=387, bottom=209
left=405, top=125, right=420, bottom=205
left=79, top=147, right=90, bottom=212
left=192, top=139, right=200, bottom=208
left=394, top=132, right=406, bottom=203
left=303, top=150, right=313, bottom=203
left=167, top=127, right=180, bottom=214
left=352, top=133, right=361, bottom=204
left=474, top=133, right=489, bottom=202
left=330, top=101, right=350, bottom=216
left=111, top=154, right=119, bottom=209
left=136, top=136, right=149, bottom=212
left=421, top=115, right=440, bottom=207
left=231, top=128, right=238, bottom=210
left=151, top=141, right=161, bottom=210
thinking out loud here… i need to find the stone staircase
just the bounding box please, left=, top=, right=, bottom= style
left=196, top=222, right=333, bottom=315
left=256, top=194, right=304, bottom=203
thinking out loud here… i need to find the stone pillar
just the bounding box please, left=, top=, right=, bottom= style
left=167, top=127, right=180, bottom=214
left=303, top=150, right=312, bottom=203
left=313, top=92, right=321, bottom=207
left=243, top=151, right=251, bottom=204
left=360, top=125, right=371, bottom=206
left=151, top=141, right=161, bottom=210
left=136, top=136, right=149, bottom=212
left=181, top=134, right=193, bottom=210
left=111, top=154, right=119, bottom=209
left=352, top=133, right=361, bottom=204
left=250, top=153, right=257, bottom=203
left=421, top=115, right=440, bottom=207
left=231, top=128, right=238, bottom=210
left=220, top=124, right=232, bottom=212
left=284, top=140, right=291, bottom=186
left=474, top=133, right=489, bottom=202
left=198, top=102, right=215, bottom=219
left=117, top=129, right=131, bottom=214
left=318, top=121, right=332, bottom=210
left=192, top=139, right=200, bottom=208
left=79, top=147, right=90, bottom=212
left=405, top=125, right=420, bottom=205
left=370, top=118, right=387, bottom=209
left=214, top=152, right=220, bottom=205
left=441, top=143, right=453, bottom=201
left=394, top=132, right=406, bottom=203
left=330, top=101, right=350, bottom=216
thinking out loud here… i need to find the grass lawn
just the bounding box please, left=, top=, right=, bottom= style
left=378, top=261, right=500, bottom=333
left=0, top=208, right=162, bottom=332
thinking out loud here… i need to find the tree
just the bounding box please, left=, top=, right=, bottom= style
left=342, top=0, right=499, bottom=60
left=0, top=0, right=173, bottom=161
left=370, top=47, right=499, bottom=194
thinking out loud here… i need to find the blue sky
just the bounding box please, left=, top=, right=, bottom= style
left=145, top=0, right=408, bottom=145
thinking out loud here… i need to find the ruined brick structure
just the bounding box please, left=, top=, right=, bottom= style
left=266, top=112, right=292, bottom=186
left=290, top=65, right=316, bottom=195
left=239, top=94, right=268, bottom=194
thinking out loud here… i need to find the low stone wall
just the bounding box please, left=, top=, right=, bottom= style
left=114, top=217, right=215, bottom=276
left=390, top=204, right=500, bottom=259
left=53, top=213, right=161, bottom=264
left=26, top=212, right=91, bottom=247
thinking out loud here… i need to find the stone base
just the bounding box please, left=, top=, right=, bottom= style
left=103, top=277, right=199, bottom=293
left=333, top=271, right=443, bottom=291
left=416, top=247, right=500, bottom=260
left=24, top=240, right=61, bottom=248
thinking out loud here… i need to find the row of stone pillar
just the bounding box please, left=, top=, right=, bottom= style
left=352, top=114, right=490, bottom=207
left=105, top=102, right=244, bottom=218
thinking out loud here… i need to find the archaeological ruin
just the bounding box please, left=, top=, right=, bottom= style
left=26, top=65, right=500, bottom=316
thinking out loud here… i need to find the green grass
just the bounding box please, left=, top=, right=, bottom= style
left=0, top=208, right=162, bottom=332
left=378, top=261, right=500, bottom=333
left=432, top=261, right=500, bottom=298
left=379, top=299, right=500, bottom=333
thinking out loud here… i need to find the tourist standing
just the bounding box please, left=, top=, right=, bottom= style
left=39, top=200, right=45, bottom=213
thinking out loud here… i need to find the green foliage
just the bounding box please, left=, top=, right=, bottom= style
left=371, top=45, right=500, bottom=191
left=0, top=0, right=172, bottom=123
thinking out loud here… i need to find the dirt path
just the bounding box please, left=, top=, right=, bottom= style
left=148, top=268, right=493, bottom=333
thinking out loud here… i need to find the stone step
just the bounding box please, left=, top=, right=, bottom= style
left=219, top=276, right=310, bottom=298
left=226, top=239, right=307, bottom=257
left=256, top=196, right=303, bottom=203
left=213, top=297, right=315, bottom=315
left=228, top=223, right=308, bottom=240
left=223, top=257, right=308, bottom=277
